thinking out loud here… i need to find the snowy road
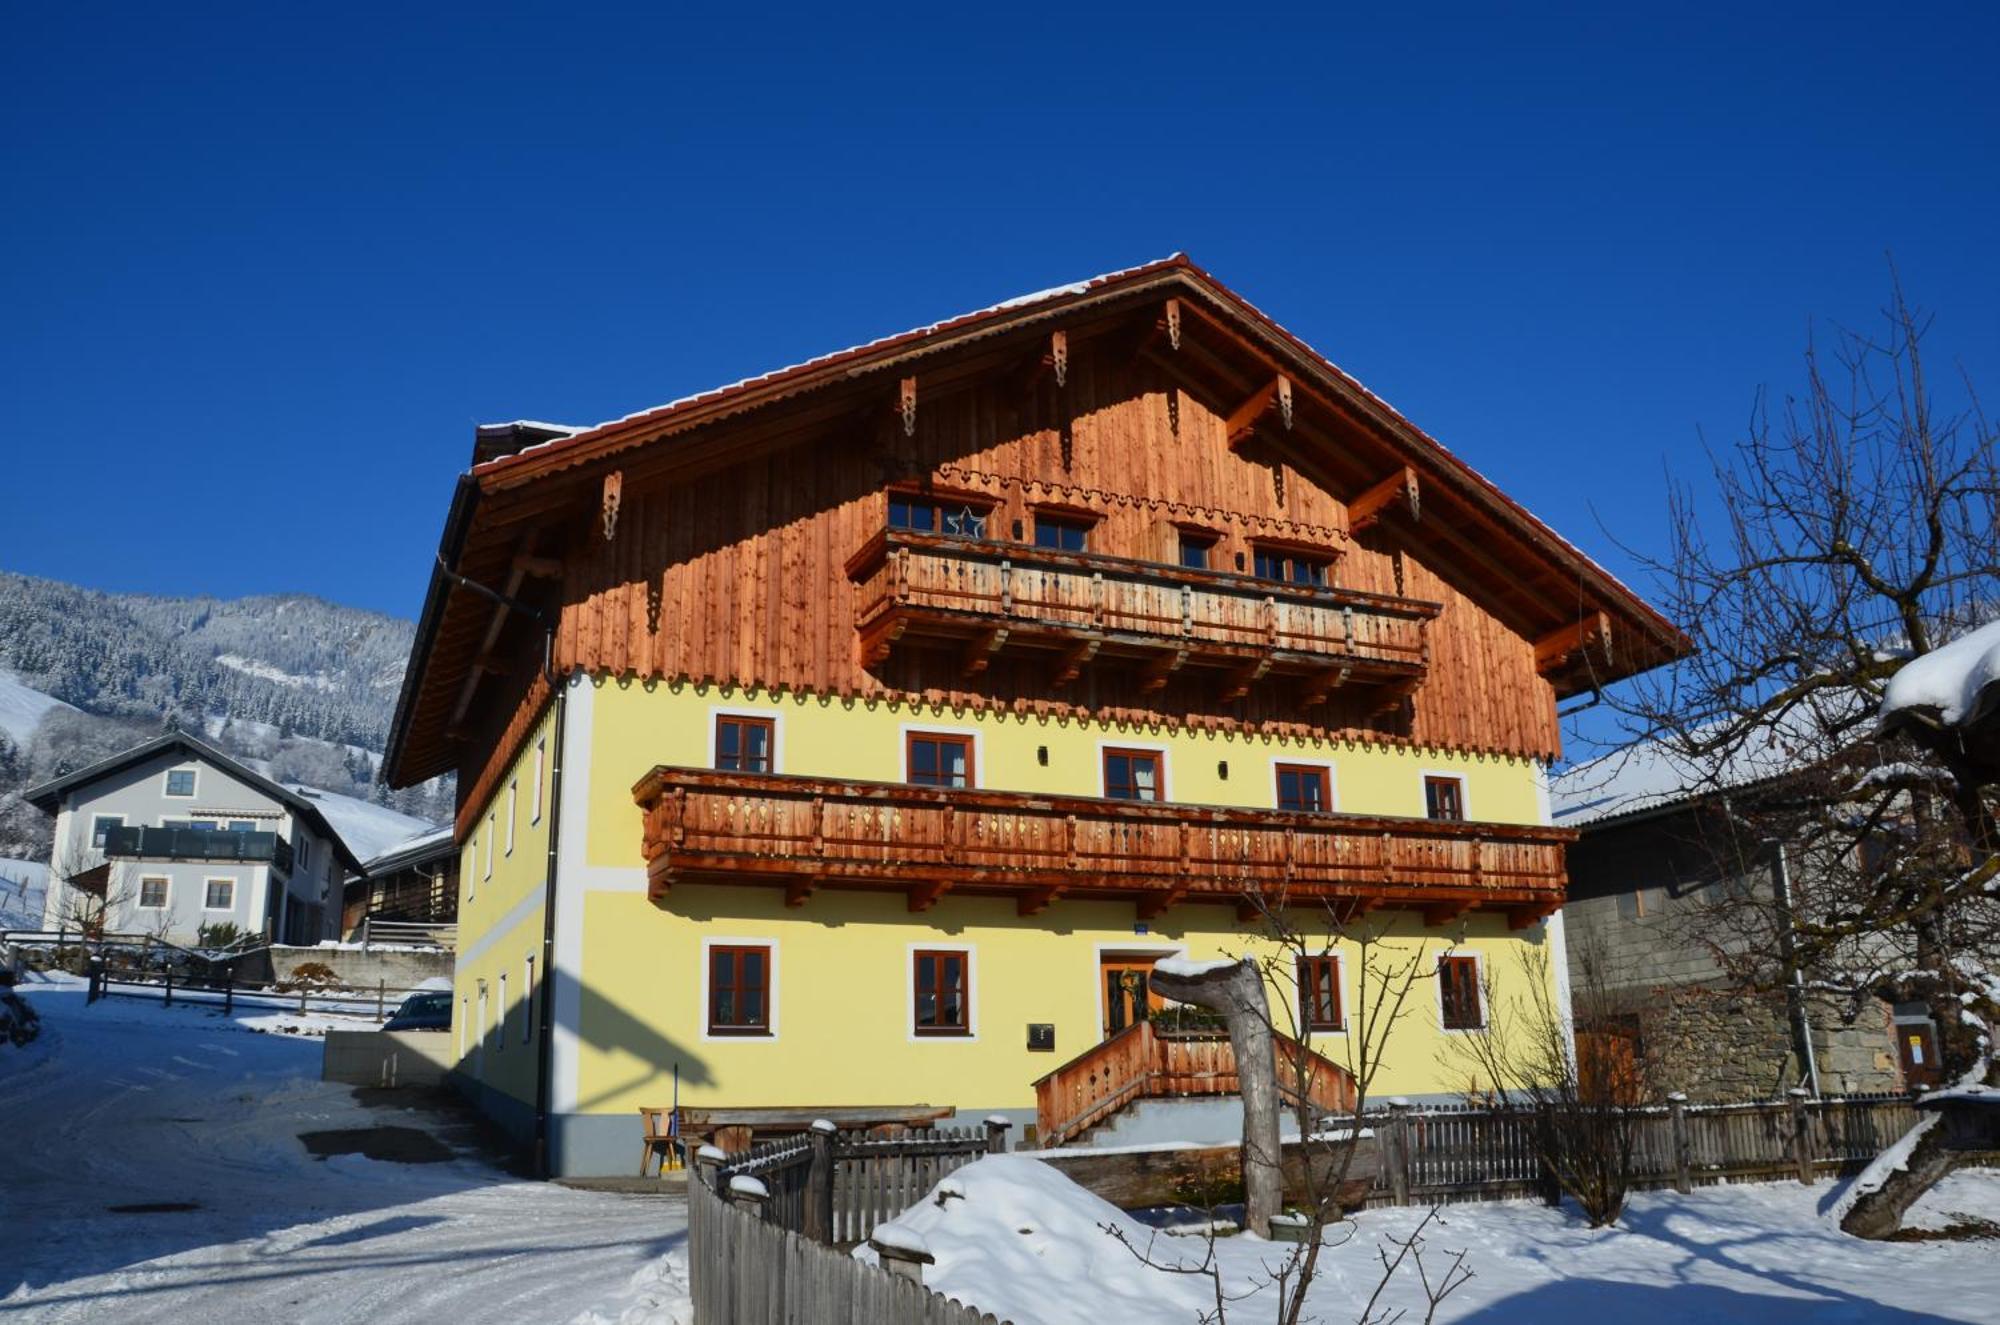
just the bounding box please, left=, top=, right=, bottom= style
left=0, top=979, right=686, bottom=1324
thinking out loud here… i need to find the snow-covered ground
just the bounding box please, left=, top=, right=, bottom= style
left=0, top=670, right=74, bottom=745
left=0, top=857, right=49, bottom=930
left=852, top=1154, right=2000, bottom=1325
left=0, top=976, right=687, bottom=1323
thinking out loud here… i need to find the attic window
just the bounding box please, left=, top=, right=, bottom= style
left=164, top=768, right=196, bottom=798
left=890, top=494, right=989, bottom=539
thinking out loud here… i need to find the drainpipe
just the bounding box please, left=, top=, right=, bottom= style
left=1770, top=840, right=1822, bottom=1097
left=531, top=635, right=567, bottom=1178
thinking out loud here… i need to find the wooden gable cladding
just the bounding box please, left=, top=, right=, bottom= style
left=548, top=346, right=1567, bottom=760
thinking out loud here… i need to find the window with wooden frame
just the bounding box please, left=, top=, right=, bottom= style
left=1032, top=512, right=1093, bottom=553
left=164, top=768, right=196, bottom=797
left=708, top=944, right=772, bottom=1036
left=912, top=949, right=970, bottom=1036
left=1275, top=763, right=1331, bottom=813
left=1103, top=748, right=1163, bottom=801
left=889, top=493, right=990, bottom=539
left=1439, top=955, right=1483, bottom=1031
left=907, top=732, right=974, bottom=788
left=203, top=877, right=235, bottom=910
left=1424, top=775, right=1465, bottom=822
left=1252, top=545, right=1331, bottom=587
left=1297, top=954, right=1344, bottom=1032
left=138, top=876, right=170, bottom=909
left=1178, top=531, right=1218, bottom=570
left=714, top=714, right=775, bottom=773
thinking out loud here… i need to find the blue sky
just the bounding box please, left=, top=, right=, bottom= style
left=4, top=6, right=1995, bottom=663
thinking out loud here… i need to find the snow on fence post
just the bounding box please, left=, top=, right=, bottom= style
left=727, top=1173, right=770, bottom=1218
left=163, top=967, right=173, bottom=1008
left=868, top=1224, right=934, bottom=1287
left=984, top=1115, right=1013, bottom=1155
left=1788, top=1088, right=1815, bottom=1184
left=806, top=1119, right=838, bottom=1244
left=1384, top=1099, right=1413, bottom=1206
left=1667, top=1093, right=1692, bottom=1194
left=223, top=975, right=234, bottom=1016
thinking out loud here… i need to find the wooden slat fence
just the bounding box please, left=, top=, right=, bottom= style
left=1353, top=1090, right=1920, bottom=1207
left=694, top=1124, right=1014, bottom=1325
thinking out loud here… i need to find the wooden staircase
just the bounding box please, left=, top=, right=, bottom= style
left=1032, top=1020, right=1357, bottom=1149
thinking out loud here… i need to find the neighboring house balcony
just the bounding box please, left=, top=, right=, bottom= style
left=846, top=529, right=1440, bottom=710
left=632, top=768, right=1571, bottom=926
left=100, top=825, right=295, bottom=873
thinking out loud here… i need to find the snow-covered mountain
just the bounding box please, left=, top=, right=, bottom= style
left=0, top=571, right=451, bottom=861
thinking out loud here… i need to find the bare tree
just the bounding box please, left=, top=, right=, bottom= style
left=1597, top=276, right=2000, bottom=1086
left=46, top=828, right=132, bottom=938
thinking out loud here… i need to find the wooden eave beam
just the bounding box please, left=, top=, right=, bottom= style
left=1018, top=885, right=1064, bottom=917
left=1219, top=656, right=1272, bottom=704
left=1052, top=635, right=1101, bottom=689
left=1423, top=900, right=1474, bottom=927
left=785, top=878, right=819, bottom=908
left=1348, top=467, right=1421, bottom=534
left=1138, top=645, right=1188, bottom=694
left=1137, top=884, right=1188, bottom=921
left=1534, top=611, right=1613, bottom=674
left=1223, top=375, right=1294, bottom=451
left=908, top=880, right=952, bottom=913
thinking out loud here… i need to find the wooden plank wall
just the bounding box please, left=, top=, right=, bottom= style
left=555, top=354, right=1562, bottom=762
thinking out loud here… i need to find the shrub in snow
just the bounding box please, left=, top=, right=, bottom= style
left=0, top=988, right=39, bottom=1047
left=275, top=961, right=340, bottom=992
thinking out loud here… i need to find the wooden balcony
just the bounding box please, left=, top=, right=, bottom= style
left=632, top=768, right=1572, bottom=925
left=1033, top=1019, right=1358, bottom=1148
left=846, top=529, right=1440, bottom=710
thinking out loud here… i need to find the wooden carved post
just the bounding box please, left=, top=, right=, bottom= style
left=984, top=1115, right=1013, bottom=1155
left=806, top=1119, right=837, bottom=1244
left=1385, top=1098, right=1413, bottom=1206
left=1668, top=1092, right=1693, bottom=1195
left=1788, top=1087, right=1815, bottom=1185
left=1149, top=957, right=1282, bottom=1237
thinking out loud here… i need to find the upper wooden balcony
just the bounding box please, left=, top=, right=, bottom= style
left=632, top=767, right=1572, bottom=926
left=846, top=528, right=1441, bottom=710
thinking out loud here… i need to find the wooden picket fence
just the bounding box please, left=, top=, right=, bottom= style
left=1358, top=1089, right=1919, bottom=1207
left=689, top=1123, right=1015, bottom=1324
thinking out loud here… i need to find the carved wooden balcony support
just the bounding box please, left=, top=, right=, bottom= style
left=848, top=529, right=1439, bottom=711
left=633, top=767, right=1573, bottom=921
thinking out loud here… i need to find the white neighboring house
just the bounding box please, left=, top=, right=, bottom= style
left=23, top=733, right=365, bottom=946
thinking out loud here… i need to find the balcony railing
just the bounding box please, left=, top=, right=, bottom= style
left=100, top=825, right=294, bottom=873
left=632, top=767, right=1571, bottom=924
left=847, top=529, right=1440, bottom=708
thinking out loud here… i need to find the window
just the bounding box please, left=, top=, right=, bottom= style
left=523, top=955, right=535, bottom=1044
left=226, top=820, right=256, bottom=833
left=889, top=494, right=988, bottom=539
left=203, top=877, right=235, bottom=910
left=1424, top=775, right=1465, bottom=822
left=1253, top=547, right=1330, bottom=587
left=505, top=781, right=517, bottom=856
left=1275, top=764, right=1331, bottom=813
left=907, top=732, right=974, bottom=788
left=1103, top=748, right=1163, bottom=801
left=708, top=945, right=772, bottom=1035
left=1439, top=955, right=1483, bottom=1031
left=531, top=737, right=546, bottom=825
left=138, top=876, right=170, bottom=909
left=1179, top=532, right=1217, bottom=570
left=164, top=768, right=196, bottom=797
left=1033, top=513, right=1091, bottom=552
left=483, top=815, right=494, bottom=879
left=913, top=949, right=970, bottom=1036
left=90, top=814, right=123, bottom=848
left=714, top=715, right=775, bottom=773
left=297, top=838, right=311, bottom=871
left=1297, top=955, right=1343, bottom=1032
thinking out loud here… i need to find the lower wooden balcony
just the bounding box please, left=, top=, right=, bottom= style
left=632, top=768, right=1572, bottom=925
left=847, top=529, right=1439, bottom=711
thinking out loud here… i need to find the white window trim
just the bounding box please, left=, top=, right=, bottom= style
left=483, top=815, right=494, bottom=880
left=505, top=781, right=518, bottom=857
left=699, top=935, right=780, bottom=1042
left=163, top=766, right=199, bottom=799
left=137, top=875, right=171, bottom=910
left=1269, top=756, right=1338, bottom=813
left=465, top=838, right=476, bottom=902
left=530, top=737, right=547, bottom=825
left=706, top=705, right=786, bottom=773
left=201, top=876, right=237, bottom=912
left=1095, top=739, right=1172, bottom=802
left=1292, top=950, right=1350, bottom=1037
left=906, top=941, right=980, bottom=1043
left=899, top=722, right=984, bottom=788
left=1435, top=948, right=1487, bottom=1034
left=1091, top=941, right=1187, bottom=1039
left=1419, top=769, right=1472, bottom=821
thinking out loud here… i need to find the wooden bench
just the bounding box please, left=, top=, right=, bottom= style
left=656, top=1104, right=956, bottom=1164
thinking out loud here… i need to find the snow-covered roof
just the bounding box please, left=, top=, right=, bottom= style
left=1551, top=727, right=1804, bottom=829
left=1880, top=619, right=2000, bottom=731
left=285, top=785, right=439, bottom=864
left=360, top=824, right=455, bottom=875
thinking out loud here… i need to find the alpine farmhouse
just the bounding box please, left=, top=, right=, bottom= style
left=382, top=256, right=1689, bottom=1176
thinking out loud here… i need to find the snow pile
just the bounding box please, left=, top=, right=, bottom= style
left=1881, top=619, right=2000, bottom=728
left=568, top=1245, right=693, bottom=1325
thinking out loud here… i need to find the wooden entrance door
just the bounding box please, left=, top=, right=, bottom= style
left=1102, top=957, right=1165, bottom=1038
left=1898, top=1021, right=1942, bottom=1089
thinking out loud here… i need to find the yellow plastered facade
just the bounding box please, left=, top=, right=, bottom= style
left=544, top=679, right=1554, bottom=1117
left=449, top=706, right=555, bottom=1109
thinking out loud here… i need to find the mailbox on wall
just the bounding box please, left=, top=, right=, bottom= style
left=1027, top=1023, right=1055, bottom=1052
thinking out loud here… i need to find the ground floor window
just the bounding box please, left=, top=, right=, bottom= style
left=912, top=949, right=970, bottom=1036
left=708, top=945, right=772, bottom=1035
left=1439, top=954, right=1483, bottom=1030
left=1297, top=954, right=1344, bottom=1031
left=138, top=876, right=169, bottom=909
left=203, top=878, right=234, bottom=910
